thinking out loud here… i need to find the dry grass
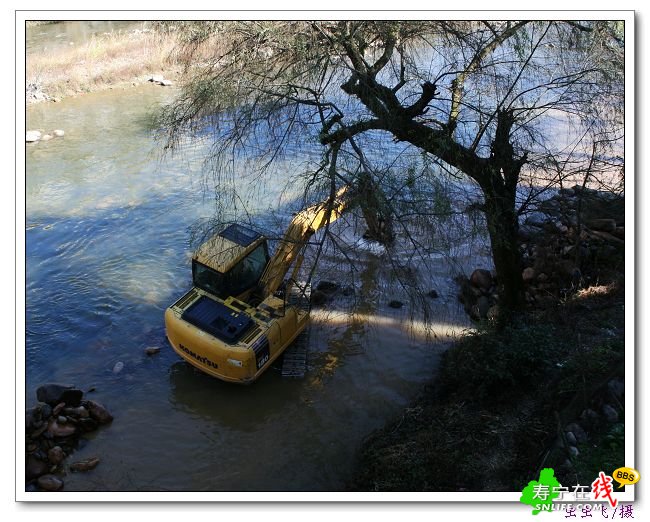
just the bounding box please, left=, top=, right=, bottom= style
left=27, top=29, right=183, bottom=102
left=575, top=283, right=617, bottom=299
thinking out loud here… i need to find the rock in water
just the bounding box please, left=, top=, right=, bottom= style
left=310, top=290, right=326, bottom=306
left=47, top=446, right=65, bottom=465
left=63, top=405, right=89, bottom=419
left=26, top=407, right=41, bottom=430
left=26, top=130, right=41, bottom=142
left=46, top=419, right=76, bottom=438
left=40, top=404, right=52, bottom=419
left=78, top=417, right=99, bottom=432
left=144, top=346, right=161, bottom=356
left=469, top=269, right=493, bottom=291
left=113, top=361, right=124, bottom=373
left=37, top=474, right=63, bottom=491
left=26, top=455, right=49, bottom=480
left=85, top=400, right=113, bottom=424
left=36, top=384, right=83, bottom=407
left=70, top=457, right=100, bottom=472
left=388, top=300, right=404, bottom=309
left=316, top=281, right=340, bottom=294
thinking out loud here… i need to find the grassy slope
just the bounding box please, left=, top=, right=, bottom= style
left=27, top=28, right=182, bottom=102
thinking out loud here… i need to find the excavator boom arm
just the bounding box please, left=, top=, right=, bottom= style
left=258, top=186, right=348, bottom=297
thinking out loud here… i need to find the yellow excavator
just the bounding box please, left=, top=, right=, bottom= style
left=165, top=187, right=348, bottom=384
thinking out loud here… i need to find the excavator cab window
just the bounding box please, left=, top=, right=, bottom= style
left=193, top=243, right=269, bottom=300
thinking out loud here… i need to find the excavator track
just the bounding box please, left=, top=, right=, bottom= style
left=281, top=282, right=311, bottom=378
left=281, top=328, right=310, bottom=378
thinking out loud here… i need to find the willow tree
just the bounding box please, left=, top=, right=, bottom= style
left=159, top=20, right=624, bottom=314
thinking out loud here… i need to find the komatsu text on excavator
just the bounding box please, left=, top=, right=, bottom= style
left=165, top=187, right=348, bottom=384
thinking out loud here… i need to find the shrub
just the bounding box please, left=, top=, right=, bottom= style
left=440, top=322, right=562, bottom=400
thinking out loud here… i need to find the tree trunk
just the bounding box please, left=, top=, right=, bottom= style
left=357, top=171, right=394, bottom=244
left=481, top=180, right=524, bottom=316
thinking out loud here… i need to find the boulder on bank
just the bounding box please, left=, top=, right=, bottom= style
left=36, top=384, right=83, bottom=407
left=586, top=218, right=617, bottom=233
left=149, top=74, right=172, bottom=86
left=522, top=267, right=536, bottom=283
left=469, top=269, right=493, bottom=292
left=456, top=273, right=498, bottom=321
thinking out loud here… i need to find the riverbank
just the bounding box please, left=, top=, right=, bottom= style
left=26, top=23, right=181, bottom=103
left=349, top=190, right=626, bottom=492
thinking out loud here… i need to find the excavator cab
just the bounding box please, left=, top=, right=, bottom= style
left=191, top=224, right=270, bottom=302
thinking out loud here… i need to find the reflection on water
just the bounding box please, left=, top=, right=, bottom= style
left=26, top=85, right=472, bottom=491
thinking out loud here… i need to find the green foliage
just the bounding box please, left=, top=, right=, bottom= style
left=604, top=422, right=625, bottom=452
left=441, top=322, right=562, bottom=399
left=430, top=178, right=453, bottom=217
left=571, top=422, right=625, bottom=484
left=553, top=339, right=623, bottom=401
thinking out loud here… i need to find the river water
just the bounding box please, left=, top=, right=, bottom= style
left=25, top=27, right=475, bottom=492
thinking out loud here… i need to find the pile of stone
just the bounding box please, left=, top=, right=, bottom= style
left=26, top=129, right=65, bottom=143
left=553, top=377, right=624, bottom=471
left=519, top=186, right=624, bottom=307
left=25, top=383, right=113, bottom=491
left=457, top=186, right=624, bottom=319
left=456, top=269, right=499, bottom=321
left=148, top=74, right=173, bottom=87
